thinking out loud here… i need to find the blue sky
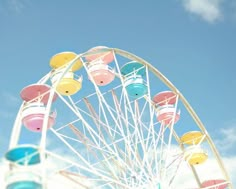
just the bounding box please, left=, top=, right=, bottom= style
left=0, top=0, right=236, bottom=188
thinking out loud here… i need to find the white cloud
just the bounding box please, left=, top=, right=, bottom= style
left=0, top=91, right=20, bottom=118
left=231, top=0, right=236, bottom=20
left=214, top=122, right=236, bottom=152
left=0, top=91, right=20, bottom=107
left=181, top=0, right=223, bottom=23
left=0, top=0, right=31, bottom=14
left=0, top=109, right=15, bottom=119
left=47, top=172, right=93, bottom=189
left=8, top=0, right=31, bottom=13
left=224, top=156, right=236, bottom=186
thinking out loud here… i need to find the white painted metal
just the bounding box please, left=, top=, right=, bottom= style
left=6, top=47, right=231, bottom=189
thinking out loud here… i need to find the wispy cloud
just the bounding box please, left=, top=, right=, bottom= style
left=0, top=0, right=31, bottom=14
left=0, top=91, right=20, bottom=120
left=0, top=91, right=20, bottom=107
left=8, top=0, right=26, bottom=13
left=214, top=122, right=236, bottom=152
left=181, top=0, right=223, bottom=23
left=0, top=109, right=15, bottom=119
left=231, top=0, right=236, bottom=20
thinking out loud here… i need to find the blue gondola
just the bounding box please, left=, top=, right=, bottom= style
left=5, top=145, right=40, bottom=165
left=6, top=171, right=42, bottom=189
left=121, top=61, right=147, bottom=98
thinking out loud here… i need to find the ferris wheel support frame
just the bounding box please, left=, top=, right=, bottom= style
left=7, top=47, right=232, bottom=188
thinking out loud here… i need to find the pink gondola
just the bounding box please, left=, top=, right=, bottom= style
left=153, top=91, right=177, bottom=106
left=20, top=84, right=57, bottom=104
left=21, top=103, right=56, bottom=132
left=20, top=84, right=57, bottom=132
left=157, top=105, right=180, bottom=125
left=201, top=179, right=228, bottom=189
left=88, top=62, right=115, bottom=86
left=85, top=46, right=114, bottom=64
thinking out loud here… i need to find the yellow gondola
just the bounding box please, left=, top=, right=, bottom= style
left=181, top=131, right=205, bottom=145
left=51, top=70, right=82, bottom=96
left=184, top=146, right=208, bottom=165
left=49, top=51, right=83, bottom=72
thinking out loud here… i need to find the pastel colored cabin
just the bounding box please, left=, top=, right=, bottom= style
left=153, top=91, right=177, bottom=106
left=181, top=131, right=205, bottom=145
left=21, top=102, right=56, bottom=132
left=156, top=105, right=180, bottom=126
left=121, top=61, right=146, bottom=76
left=87, top=62, right=115, bottom=86
left=20, top=84, right=57, bottom=132
left=5, top=145, right=40, bottom=165
left=50, top=51, right=83, bottom=72
left=184, top=145, right=208, bottom=165
left=123, top=75, right=148, bottom=98
left=51, top=70, right=83, bottom=96
left=201, top=179, right=228, bottom=189
left=6, top=170, right=42, bottom=189
left=121, top=61, right=147, bottom=98
left=85, top=46, right=114, bottom=64
left=20, top=84, right=58, bottom=105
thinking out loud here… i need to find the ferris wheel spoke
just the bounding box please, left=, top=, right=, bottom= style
left=83, top=97, right=112, bottom=144
left=68, top=124, right=130, bottom=181
left=67, top=96, right=149, bottom=183
left=50, top=128, right=130, bottom=186
left=46, top=149, right=130, bottom=188
left=58, top=170, right=92, bottom=189
left=87, top=82, right=156, bottom=184
left=92, top=91, right=147, bottom=175
left=82, top=96, right=133, bottom=165
left=79, top=67, right=129, bottom=156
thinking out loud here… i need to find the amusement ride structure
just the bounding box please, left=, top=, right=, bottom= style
left=3, top=46, right=232, bottom=188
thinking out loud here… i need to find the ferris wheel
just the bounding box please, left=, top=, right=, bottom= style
left=4, top=46, right=232, bottom=189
